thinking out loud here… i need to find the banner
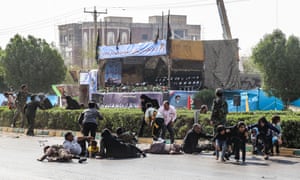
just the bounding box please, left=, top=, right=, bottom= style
left=99, top=40, right=167, bottom=59
left=89, top=69, right=98, bottom=100
left=101, top=92, right=163, bottom=108
left=105, top=61, right=122, bottom=86
left=79, top=72, right=90, bottom=85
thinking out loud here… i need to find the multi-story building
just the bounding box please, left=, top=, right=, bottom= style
left=58, top=15, right=201, bottom=68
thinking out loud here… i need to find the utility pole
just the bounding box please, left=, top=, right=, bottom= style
left=84, top=6, right=107, bottom=67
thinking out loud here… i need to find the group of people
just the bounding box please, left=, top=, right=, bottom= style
left=5, top=84, right=53, bottom=136
left=208, top=88, right=282, bottom=163
left=139, top=94, right=177, bottom=144
left=4, top=86, right=283, bottom=163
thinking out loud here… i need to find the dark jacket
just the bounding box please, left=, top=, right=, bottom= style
left=140, top=95, right=159, bottom=114
left=24, top=101, right=41, bottom=118
left=249, top=122, right=279, bottom=138
left=182, top=129, right=212, bottom=154
left=227, top=125, right=248, bottom=143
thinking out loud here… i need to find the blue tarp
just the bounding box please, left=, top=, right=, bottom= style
left=0, top=94, right=58, bottom=107
left=224, top=88, right=284, bottom=112
left=0, top=89, right=298, bottom=112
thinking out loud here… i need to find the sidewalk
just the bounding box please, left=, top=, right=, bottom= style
left=1, top=126, right=299, bottom=158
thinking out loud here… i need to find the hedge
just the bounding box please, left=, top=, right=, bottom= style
left=1, top=107, right=300, bottom=148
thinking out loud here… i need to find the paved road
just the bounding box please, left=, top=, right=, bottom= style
left=0, top=132, right=299, bottom=180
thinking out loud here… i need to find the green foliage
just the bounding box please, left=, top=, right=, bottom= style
left=282, top=120, right=300, bottom=148
left=242, top=57, right=260, bottom=74
left=252, top=29, right=300, bottom=107
left=0, top=48, right=8, bottom=91
left=193, top=89, right=215, bottom=110
left=2, top=34, right=66, bottom=93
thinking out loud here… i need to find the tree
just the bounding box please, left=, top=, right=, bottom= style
left=2, top=34, right=66, bottom=93
left=242, top=56, right=260, bottom=74
left=193, top=89, right=215, bottom=110
left=252, top=29, right=300, bottom=108
left=0, top=47, right=9, bottom=91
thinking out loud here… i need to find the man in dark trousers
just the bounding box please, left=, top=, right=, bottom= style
left=12, top=84, right=29, bottom=128
left=78, top=101, right=103, bottom=156
left=24, top=95, right=43, bottom=136
left=182, top=123, right=213, bottom=154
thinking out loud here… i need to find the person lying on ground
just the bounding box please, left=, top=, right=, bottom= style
left=116, top=127, right=138, bottom=145
left=101, top=128, right=146, bottom=159
left=143, top=142, right=183, bottom=154
left=37, top=144, right=86, bottom=163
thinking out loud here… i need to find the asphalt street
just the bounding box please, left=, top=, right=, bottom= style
left=0, top=132, right=299, bottom=180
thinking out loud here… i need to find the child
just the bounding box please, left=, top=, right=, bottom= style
left=249, top=116, right=280, bottom=160
left=271, top=115, right=282, bottom=155
left=213, top=125, right=228, bottom=162
left=229, top=121, right=248, bottom=163
left=88, top=140, right=99, bottom=158
left=250, top=127, right=259, bottom=154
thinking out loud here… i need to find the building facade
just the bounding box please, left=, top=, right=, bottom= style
left=58, top=15, right=201, bottom=68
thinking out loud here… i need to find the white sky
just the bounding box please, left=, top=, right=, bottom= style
left=0, top=0, right=299, bottom=56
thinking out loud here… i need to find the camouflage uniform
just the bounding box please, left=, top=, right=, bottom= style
left=12, top=89, right=29, bottom=128
left=39, top=145, right=73, bottom=162
left=117, top=131, right=138, bottom=145
left=210, top=88, right=228, bottom=134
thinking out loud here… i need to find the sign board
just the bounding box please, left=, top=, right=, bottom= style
left=170, top=40, right=204, bottom=61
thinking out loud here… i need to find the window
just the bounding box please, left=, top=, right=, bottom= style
left=107, top=32, right=115, bottom=45
left=142, top=34, right=148, bottom=41
left=121, top=32, right=127, bottom=43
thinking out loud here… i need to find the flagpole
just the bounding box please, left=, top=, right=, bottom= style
left=167, top=10, right=171, bottom=90
left=161, top=11, right=164, bottom=39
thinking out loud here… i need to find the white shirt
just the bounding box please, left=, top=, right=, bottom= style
left=63, top=137, right=82, bottom=155
left=145, top=107, right=164, bottom=125
left=158, top=105, right=177, bottom=125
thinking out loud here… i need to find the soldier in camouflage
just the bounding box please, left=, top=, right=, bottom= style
left=11, top=84, right=29, bottom=128
left=210, top=88, right=228, bottom=131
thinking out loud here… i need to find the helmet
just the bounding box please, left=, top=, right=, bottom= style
left=215, top=88, right=223, bottom=97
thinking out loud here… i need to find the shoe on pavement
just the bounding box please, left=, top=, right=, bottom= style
left=78, top=158, right=87, bottom=163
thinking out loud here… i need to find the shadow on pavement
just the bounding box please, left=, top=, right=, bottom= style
left=268, top=158, right=299, bottom=165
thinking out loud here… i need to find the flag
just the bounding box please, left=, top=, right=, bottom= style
left=116, top=31, right=121, bottom=50
left=129, top=29, right=132, bottom=44
left=166, top=10, right=172, bottom=55
left=154, top=27, right=159, bottom=44
left=167, top=12, right=172, bottom=40
left=95, top=29, right=100, bottom=63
